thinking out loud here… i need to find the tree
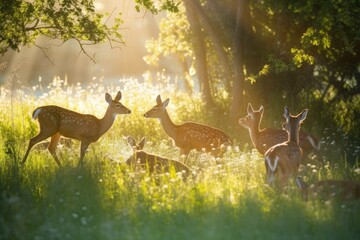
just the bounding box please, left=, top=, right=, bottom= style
left=143, top=5, right=195, bottom=94
left=0, top=0, right=123, bottom=62
left=0, top=0, right=180, bottom=62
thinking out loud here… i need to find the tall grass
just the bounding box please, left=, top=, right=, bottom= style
left=0, top=75, right=359, bottom=239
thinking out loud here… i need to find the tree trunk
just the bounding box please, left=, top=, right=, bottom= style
left=183, top=0, right=214, bottom=107
left=230, top=0, right=250, bottom=122
left=183, top=0, right=233, bottom=84
left=178, top=57, right=193, bottom=94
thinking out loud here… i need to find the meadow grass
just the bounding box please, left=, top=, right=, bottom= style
left=0, top=76, right=360, bottom=239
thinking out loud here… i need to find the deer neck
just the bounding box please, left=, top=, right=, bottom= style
left=99, top=107, right=117, bottom=137
left=159, top=110, right=178, bottom=139
left=288, top=126, right=300, bottom=144
left=248, top=121, right=262, bottom=143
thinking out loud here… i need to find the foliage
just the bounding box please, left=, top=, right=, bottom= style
left=144, top=5, right=192, bottom=68
left=134, top=0, right=181, bottom=14
left=0, top=0, right=124, bottom=62
left=0, top=78, right=360, bottom=239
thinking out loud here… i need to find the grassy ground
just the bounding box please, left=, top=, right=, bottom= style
left=0, top=77, right=359, bottom=239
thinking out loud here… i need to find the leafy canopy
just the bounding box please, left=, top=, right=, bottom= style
left=0, top=0, right=180, bottom=60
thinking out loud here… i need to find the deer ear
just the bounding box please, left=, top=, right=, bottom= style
left=299, top=109, right=308, bottom=122
left=162, top=98, right=170, bottom=108
left=114, top=91, right=122, bottom=101
left=138, top=137, right=146, bottom=150
left=259, top=105, right=264, bottom=114
left=283, top=106, right=290, bottom=119
left=156, top=95, right=162, bottom=104
left=247, top=103, right=254, bottom=114
left=127, top=136, right=136, bottom=147
left=105, top=93, right=112, bottom=104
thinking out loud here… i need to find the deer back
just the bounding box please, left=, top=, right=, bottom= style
left=176, top=122, right=232, bottom=152
left=127, top=151, right=190, bottom=176
left=33, top=91, right=131, bottom=142
left=265, top=142, right=303, bottom=188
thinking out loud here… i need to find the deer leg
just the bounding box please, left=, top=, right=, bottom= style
left=22, top=131, right=54, bottom=165
left=78, top=141, right=90, bottom=167
left=179, top=148, right=190, bottom=161
left=48, top=133, right=62, bottom=167
left=266, top=170, right=276, bottom=187
left=279, top=172, right=290, bottom=191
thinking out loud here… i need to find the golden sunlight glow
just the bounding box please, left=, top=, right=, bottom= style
left=94, top=1, right=104, bottom=10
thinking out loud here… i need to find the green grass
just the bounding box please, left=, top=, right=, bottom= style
left=0, top=77, right=360, bottom=239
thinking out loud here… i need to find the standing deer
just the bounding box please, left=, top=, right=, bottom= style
left=22, top=91, right=131, bottom=166
left=143, top=95, right=232, bottom=157
left=296, top=178, right=360, bottom=202
left=126, top=136, right=191, bottom=177
left=264, top=107, right=308, bottom=190
left=239, top=103, right=321, bottom=158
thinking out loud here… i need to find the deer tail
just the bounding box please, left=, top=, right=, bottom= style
left=32, top=107, right=42, bottom=120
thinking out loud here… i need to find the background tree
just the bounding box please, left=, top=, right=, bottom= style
left=0, top=0, right=124, bottom=62
left=0, top=0, right=180, bottom=62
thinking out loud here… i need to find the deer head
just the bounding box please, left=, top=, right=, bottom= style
left=105, top=91, right=131, bottom=116
left=282, top=107, right=308, bottom=143
left=127, top=136, right=146, bottom=152
left=143, top=95, right=170, bottom=118
left=238, top=103, right=264, bottom=130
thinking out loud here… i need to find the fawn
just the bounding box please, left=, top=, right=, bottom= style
left=264, top=107, right=308, bottom=190
left=126, top=136, right=191, bottom=177
left=22, top=91, right=131, bottom=166
left=297, top=178, right=360, bottom=201
left=239, top=103, right=321, bottom=158
left=143, top=95, right=232, bottom=157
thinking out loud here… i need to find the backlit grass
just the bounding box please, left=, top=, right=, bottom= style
left=0, top=76, right=359, bottom=239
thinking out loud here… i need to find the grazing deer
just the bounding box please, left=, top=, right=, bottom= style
left=22, top=91, right=131, bottom=166
left=239, top=103, right=321, bottom=158
left=264, top=107, right=308, bottom=190
left=296, top=178, right=360, bottom=202
left=143, top=95, right=232, bottom=157
left=126, top=136, right=191, bottom=177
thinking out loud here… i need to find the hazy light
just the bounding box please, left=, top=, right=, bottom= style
left=94, top=1, right=104, bottom=10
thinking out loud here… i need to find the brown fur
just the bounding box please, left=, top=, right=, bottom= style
left=144, top=95, right=232, bottom=157
left=126, top=136, right=191, bottom=177
left=299, top=179, right=360, bottom=202
left=22, top=91, right=131, bottom=166
left=264, top=107, right=308, bottom=190
left=239, top=103, right=320, bottom=157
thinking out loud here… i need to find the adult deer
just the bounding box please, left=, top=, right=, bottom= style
left=126, top=136, right=191, bottom=177
left=239, top=103, right=321, bottom=158
left=22, top=91, right=131, bottom=166
left=143, top=95, right=232, bottom=157
left=296, top=178, right=360, bottom=201
left=264, top=107, right=308, bottom=190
